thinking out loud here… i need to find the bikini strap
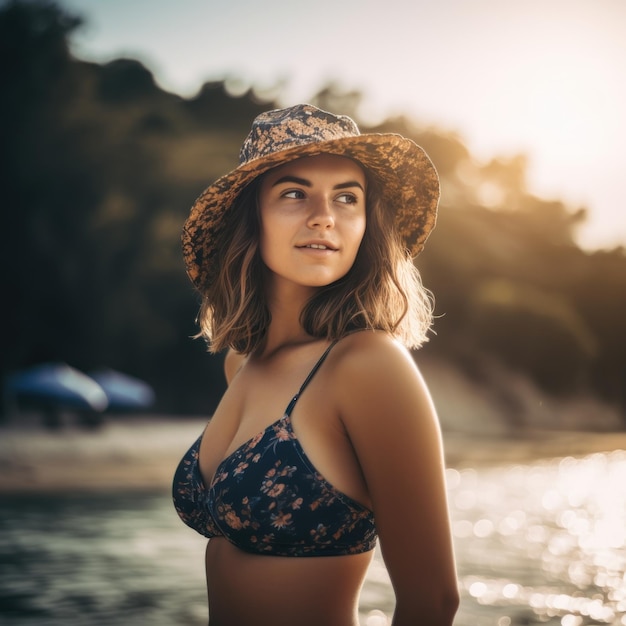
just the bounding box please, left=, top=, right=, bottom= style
left=285, top=340, right=339, bottom=416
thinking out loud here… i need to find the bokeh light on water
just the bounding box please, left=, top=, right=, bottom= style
left=1, top=450, right=625, bottom=625
left=447, top=450, right=626, bottom=625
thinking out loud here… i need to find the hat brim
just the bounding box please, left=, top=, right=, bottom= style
left=182, top=133, right=439, bottom=289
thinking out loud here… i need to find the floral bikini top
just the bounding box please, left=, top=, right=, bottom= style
left=172, top=341, right=377, bottom=557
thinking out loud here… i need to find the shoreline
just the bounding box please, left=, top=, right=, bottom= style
left=443, top=429, right=626, bottom=468
left=1, top=416, right=625, bottom=493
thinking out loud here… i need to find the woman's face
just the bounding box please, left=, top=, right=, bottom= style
left=257, top=154, right=367, bottom=293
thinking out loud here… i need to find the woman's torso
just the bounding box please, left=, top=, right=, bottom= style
left=175, top=337, right=377, bottom=625
left=205, top=538, right=373, bottom=626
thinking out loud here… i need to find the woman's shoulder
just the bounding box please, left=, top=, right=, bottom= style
left=329, top=330, right=438, bottom=452
left=333, top=330, right=418, bottom=367
left=331, top=330, right=426, bottom=393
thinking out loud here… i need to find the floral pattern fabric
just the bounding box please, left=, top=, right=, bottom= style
left=172, top=413, right=377, bottom=557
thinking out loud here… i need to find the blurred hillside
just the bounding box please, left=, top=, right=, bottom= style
left=1, top=0, right=625, bottom=427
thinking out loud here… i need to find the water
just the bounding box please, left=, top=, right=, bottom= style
left=1, top=451, right=625, bottom=626
left=447, top=452, right=626, bottom=626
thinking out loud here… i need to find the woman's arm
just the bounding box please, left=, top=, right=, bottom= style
left=337, top=332, right=459, bottom=626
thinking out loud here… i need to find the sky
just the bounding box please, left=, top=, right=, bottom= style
left=58, top=0, right=626, bottom=251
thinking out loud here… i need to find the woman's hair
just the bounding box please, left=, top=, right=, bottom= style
left=195, top=166, right=434, bottom=354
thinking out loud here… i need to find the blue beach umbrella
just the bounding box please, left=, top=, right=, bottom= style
left=88, top=368, right=155, bottom=411
left=5, top=362, right=109, bottom=412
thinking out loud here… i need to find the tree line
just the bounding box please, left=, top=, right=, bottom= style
left=1, top=0, right=624, bottom=423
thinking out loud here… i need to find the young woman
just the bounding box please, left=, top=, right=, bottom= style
left=173, top=104, right=459, bottom=625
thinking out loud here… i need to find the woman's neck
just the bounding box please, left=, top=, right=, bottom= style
left=259, top=280, right=320, bottom=357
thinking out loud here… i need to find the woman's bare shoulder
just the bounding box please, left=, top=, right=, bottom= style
left=332, top=331, right=424, bottom=389
left=331, top=330, right=436, bottom=436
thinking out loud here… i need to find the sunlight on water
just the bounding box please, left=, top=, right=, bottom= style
left=446, top=450, right=626, bottom=625
left=1, top=449, right=624, bottom=625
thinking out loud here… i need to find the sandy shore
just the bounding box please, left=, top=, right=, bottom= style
left=1, top=415, right=626, bottom=493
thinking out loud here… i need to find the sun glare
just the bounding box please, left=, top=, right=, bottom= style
left=442, top=9, right=626, bottom=250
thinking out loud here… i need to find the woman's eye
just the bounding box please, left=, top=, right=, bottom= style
left=337, top=193, right=358, bottom=205
left=282, top=189, right=305, bottom=199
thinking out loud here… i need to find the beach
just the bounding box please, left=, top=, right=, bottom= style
left=1, top=414, right=626, bottom=493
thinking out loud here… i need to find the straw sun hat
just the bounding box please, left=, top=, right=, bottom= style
left=182, top=103, right=440, bottom=291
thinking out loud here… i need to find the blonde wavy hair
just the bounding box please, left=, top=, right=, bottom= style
left=194, top=170, right=434, bottom=354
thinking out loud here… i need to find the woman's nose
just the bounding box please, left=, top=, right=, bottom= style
left=307, top=197, right=335, bottom=229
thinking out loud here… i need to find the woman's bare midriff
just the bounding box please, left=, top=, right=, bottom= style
left=205, top=537, right=375, bottom=626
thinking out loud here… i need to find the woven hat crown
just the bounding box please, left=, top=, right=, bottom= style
left=239, top=104, right=361, bottom=165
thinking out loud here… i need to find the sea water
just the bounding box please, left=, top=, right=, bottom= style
left=1, top=451, right=625, bottom=625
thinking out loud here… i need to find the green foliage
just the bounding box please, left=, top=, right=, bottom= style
left=469, top=280, right=596, bottom=392
left=2, top=0, right=625, bottom=419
